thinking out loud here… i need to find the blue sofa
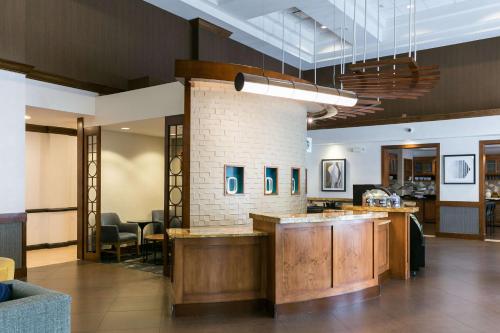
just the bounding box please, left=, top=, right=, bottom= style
left=0, top=280, right=71, bottom=332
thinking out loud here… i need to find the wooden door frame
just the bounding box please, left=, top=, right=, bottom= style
left=77, top=118, right=84, bottom=260
left=164, top=114, right=184, bottom=276
left=77, top=119, right=102, bottom=261
left=479, top=139, right=500, bottom=239
left=381, top=143, right=441, bottom=233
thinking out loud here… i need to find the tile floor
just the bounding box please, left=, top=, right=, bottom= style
left=26, top=237, right=500, bottom=332
left=27, top=245, right=77, bottom=268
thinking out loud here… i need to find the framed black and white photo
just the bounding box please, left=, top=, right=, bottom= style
left=443, top=154, right=475, bottom=184
left=321, top=159, right=346, bottom=192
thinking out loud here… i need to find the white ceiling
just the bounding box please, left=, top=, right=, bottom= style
left=103, top=118, right=165, bottom=138
left=146, top=0, right=500, bottom=69
left=25, top=106, right=82, bottom=129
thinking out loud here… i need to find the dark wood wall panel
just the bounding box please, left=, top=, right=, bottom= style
left=306, top=36, right=500, bottom=127
left=24, top=0, right=191, bottom=90
left=0, top=0, right=26, bottom=62
left=197, top=29, right=299, bottom=77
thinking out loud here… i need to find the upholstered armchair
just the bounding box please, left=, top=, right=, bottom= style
left=167, top=207, right=183, bottom=228
left=101, top=213, right=139, bottom=262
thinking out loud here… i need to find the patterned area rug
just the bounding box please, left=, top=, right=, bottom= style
left=101, top=251, right=164, bottom=275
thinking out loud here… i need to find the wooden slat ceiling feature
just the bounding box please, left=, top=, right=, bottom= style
left=340, top=57, right=440, bottom=101
left=311, top=56, right=440, bottom=122
left=306, top=57, right=440, bottom=124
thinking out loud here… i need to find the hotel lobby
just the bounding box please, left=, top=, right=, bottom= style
left=1, top=0, right=500, bottom=332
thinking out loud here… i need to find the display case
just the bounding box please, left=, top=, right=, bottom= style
left=224, top=165, right=244, bottom=195
left=264, top=166, right=278, bottom=195
left=291, top=168, right=300, bottom=195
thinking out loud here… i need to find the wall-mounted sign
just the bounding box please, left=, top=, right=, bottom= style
left=306, top=137, right=312, bottom=153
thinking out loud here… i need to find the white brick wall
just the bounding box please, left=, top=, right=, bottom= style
left=190, top=80, right=308, bottom=226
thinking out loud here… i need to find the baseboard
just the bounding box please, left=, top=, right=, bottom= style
left=436, top=232, right=483, bottom=240
left=27, top=240, right=77, bottom=251
left=272, top=286, right=380, bottom=318
left=378, top=270, right=391, bottom=284
left=172, top=299, right=268, bottom=317
left=171, top=286, right=381, bottom=318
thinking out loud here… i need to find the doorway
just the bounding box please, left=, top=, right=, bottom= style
left=76, top=117, right=170, bottom=273
left=479, top=140, right=500, bottom=241
left=381, top=144, right=440, bottom=236
left=25, top=107, right=80, bottom=268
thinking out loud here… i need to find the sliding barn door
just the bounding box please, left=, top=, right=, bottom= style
left=78, top=123, right=101, bottom=261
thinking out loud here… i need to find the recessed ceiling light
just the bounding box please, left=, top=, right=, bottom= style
left=121, top=127, right=130, bottom=130
left=321, top=25, right=327, bottom=29
left=25, top=115, right=31, bottom=120
left=406, top=4, right=413, bottom=9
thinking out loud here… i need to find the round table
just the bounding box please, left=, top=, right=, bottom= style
left=127, top=220, right=160, bottom=250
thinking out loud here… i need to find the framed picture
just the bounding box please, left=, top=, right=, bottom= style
left=322, top=159, right=346, bottom=192
left=443, top=154, right=475, bottom=184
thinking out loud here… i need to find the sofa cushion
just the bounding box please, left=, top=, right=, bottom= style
left=118, top=232, right=137, bottom=242
left=0, top=283, right=12, bottom=302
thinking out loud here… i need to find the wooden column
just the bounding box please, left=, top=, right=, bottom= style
left=182, top=80, right=191, bottom=228
left=76, top=118, right=84, bottom=260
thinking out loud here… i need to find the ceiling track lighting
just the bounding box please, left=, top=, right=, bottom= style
left=234, top=72, right=358, bottom=107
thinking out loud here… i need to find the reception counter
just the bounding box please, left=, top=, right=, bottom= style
left=168, top=226, right=268, bottom=316
left=168, top=210, right=393, bottom=317
left=342, top=206, right=419, bottom=280
left=251, top=210, right=388, bottom=316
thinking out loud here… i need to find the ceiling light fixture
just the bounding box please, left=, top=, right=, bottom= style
left=121, top=127, right=130, bottom=130
left=234, top=73, right=357, bottom=107
left=24, top=115, right=31, bottom=120
left=321, top=25, right=327, bottom=29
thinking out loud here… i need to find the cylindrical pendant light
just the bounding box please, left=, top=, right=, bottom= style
left=234, top=72, right=358, bottom=107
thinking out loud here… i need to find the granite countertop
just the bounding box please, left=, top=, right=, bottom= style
left=167, top=226, right=268, bottom=239
left=342, top=205, right=419, bottom=213
left=402, top=195, right=437, bottom=200
left=249, top=210, right=388, bottom=224
left=306, top=197, right=354, bottom=202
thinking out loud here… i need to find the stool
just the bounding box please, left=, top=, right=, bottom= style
left=0, top=257, right=15, bottom=281
left=143, top=234, right=164, bottom=265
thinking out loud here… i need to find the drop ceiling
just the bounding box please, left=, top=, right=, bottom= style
left=103, top=118, right=165, bottom=138
left=145, top=0, right=500, bottom=69
left=25, top=106, right=82, bottom=129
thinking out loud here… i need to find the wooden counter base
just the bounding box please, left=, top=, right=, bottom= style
left=170, top=234, right=268, bottom=315
left=253, top=214, right=381, bottom=310
left=170, top=213, right=387, bottom=317
left=343, top=206, right=418, bottom=280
